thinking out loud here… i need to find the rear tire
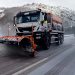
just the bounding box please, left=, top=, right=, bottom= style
left=60, top=34, right=64, bottom=44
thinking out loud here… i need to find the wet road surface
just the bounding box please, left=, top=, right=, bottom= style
left=0, top=34, right=75, bottom=75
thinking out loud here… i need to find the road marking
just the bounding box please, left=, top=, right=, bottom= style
left=28, top=46, right=75, bottom=75
left=12, top=57, right=48, bottom=75
left=12, top=46, right=75, bottom=75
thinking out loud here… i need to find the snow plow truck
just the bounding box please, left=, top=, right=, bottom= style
left=0, top=9, right=64, bottom=57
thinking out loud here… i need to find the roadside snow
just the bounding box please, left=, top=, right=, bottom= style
left=0, top=9, right=5, bottom=19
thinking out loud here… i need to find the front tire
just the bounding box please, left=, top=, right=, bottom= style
left=19, top=38, right=35, bottom=57
left=42, top=32, right=51, bottom=50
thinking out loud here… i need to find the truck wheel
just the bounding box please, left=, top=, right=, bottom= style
left=19, top=38, right=35, bottom=57
left=42, top=33, right=50, bottom=50
left=60, top=34, right=64, bottom=44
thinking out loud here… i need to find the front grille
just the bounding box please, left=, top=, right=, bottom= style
left=18, top=27, right=32, bottom=32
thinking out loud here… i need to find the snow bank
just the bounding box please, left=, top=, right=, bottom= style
left=0, top=9, right=5, bottom=19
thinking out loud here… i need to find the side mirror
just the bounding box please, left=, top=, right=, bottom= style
left=13, top=16, right=16, bottom=26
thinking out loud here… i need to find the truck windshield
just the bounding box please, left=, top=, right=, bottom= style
left=16, top=11, right=40, bottom=24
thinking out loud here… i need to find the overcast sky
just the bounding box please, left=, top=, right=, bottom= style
left=0, top=0, right=75, bottom=10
